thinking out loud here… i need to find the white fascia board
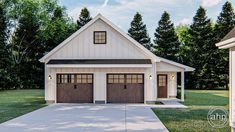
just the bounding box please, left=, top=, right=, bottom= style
left=218, top=42, right=235, bottom=49
left=46, top=64, right=152, bottom=68
left=216, top=37, right=235, bottom=49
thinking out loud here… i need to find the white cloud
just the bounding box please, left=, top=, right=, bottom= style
left=201, top=0, right=222, bottom=7
left=176, top=18, right=191, bottom=26
left=67, top=0, right=196, bottom=37
left=101, top=0, right=109, bottom=8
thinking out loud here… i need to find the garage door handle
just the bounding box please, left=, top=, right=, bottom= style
left=124, top=85, right=127, bottom=89
left=74, top=85, right=77, bottom=89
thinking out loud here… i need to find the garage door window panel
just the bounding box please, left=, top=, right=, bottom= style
left=108, top=75, right=113, bottom=83
left=119, top=75, right=125, bottom=83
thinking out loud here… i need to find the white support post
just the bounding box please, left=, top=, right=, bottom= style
left=181, top=71, right=185, bottom=102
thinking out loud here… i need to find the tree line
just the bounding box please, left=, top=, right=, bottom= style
left=0, top=0, right=234, bottom=90
left=128, top=1, right=234, bottom=89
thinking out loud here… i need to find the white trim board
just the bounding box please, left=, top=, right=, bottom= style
left=216, top=37, right=235, bottom=49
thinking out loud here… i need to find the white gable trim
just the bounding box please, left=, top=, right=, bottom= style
left=39, top=13, right=194, bottom=71
left=216, top=37, right=235, bottom=49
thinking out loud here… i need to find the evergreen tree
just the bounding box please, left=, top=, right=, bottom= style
left=153, top=11, right=180, bottom=62
left=0, top=2, right=11, bottom=89
left=215, top=1, right=235, bottom=41
left=175, top=24, right=191, bottom=64
left=188, top=7, right=215, bottom=89
left=11, top=0, right=41, bottom=88
left=77, top=8, right=92, bottom=29
left=44, top=5, right=76, bottom=51
left=128, top=12, right=151, bottom=50
left=214, top=1, right=235, bottom=89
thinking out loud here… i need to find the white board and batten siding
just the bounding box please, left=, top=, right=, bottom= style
left=44, top=18, right=157, bottom=103
left=45, top=19, right=149, bottom=62
left=42, top=14, right=194, bottom=104
left=45, top=67, right=156, bottom=103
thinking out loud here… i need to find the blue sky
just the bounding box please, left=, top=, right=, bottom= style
left=58, top=0, right=235, bottom=38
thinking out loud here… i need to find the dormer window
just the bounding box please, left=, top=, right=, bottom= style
left=94, top=31, right=106, bottom=44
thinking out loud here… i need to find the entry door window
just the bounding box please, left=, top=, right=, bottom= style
left=158, top=75, right=167, bottom=86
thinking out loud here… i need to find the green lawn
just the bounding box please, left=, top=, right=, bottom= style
left=0, top=89, right=46, bottom=123
left=152, top=90, right=229, bottom=132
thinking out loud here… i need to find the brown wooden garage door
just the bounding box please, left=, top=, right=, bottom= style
left=57, top=74, right=93, bottom=103
left=107, top=74, right=144, bottom=103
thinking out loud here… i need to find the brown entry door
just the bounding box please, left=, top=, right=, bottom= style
left=157, top=74, right=167, bottom=98
left=107, top=74, right=144, bottom=103
left=57, top=74, right=93, bottom=103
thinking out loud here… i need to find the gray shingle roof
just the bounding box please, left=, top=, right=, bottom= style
left=221, top=27, right=235, bottom=41
left=47, top=59, right=152, bottom=65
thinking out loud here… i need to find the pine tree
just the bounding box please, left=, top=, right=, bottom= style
left=213, top=1, right=235, bottom=89
left=215, top=1, right=235, bottom=41
left=128, top=12, right=151, bottom=50
left=153, top=11, right=180, bottom=62
left=188, top=7, right=215, bottom=89
left=77, top=8, right=92, bottom=29
left=45, top=6, right=76, bottom=51
left=175, top=25, right=191, bottom=64
left=0, top=2, right=11, bottom=89
left=11, top=1, right=41, bottom=88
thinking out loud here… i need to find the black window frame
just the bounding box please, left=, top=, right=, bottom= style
left=93, top=31, right=107, bottom=44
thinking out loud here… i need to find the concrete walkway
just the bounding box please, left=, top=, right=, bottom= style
left=0, top=104, right=168, bottom=132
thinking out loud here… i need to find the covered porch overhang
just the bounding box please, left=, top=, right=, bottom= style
left=156, top=61, right=195, bottom=102
left=156, top=70, right=186, bottom=102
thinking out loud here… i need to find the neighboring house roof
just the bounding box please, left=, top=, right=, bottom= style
left=221, top=27, right=235, bottom=41
left=47, top=59, right=152, bottom=65
left=40, top=14, right=194, bottom=71
left=216, top=27, right=235, bottom=49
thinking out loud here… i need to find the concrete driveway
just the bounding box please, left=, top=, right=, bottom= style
left=0, top=104, right=168, bottom=132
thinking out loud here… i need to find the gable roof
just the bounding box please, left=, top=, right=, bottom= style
left=216, top=27, right=235, bottom=49
left=221, top=27, right=235, bottom=42
left=39, top=14, right=194, bottom=71
left=39, top=14, right=159, bottom=63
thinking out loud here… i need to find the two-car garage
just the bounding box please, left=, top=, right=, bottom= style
left=56, top=73, right=144, bottom=103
